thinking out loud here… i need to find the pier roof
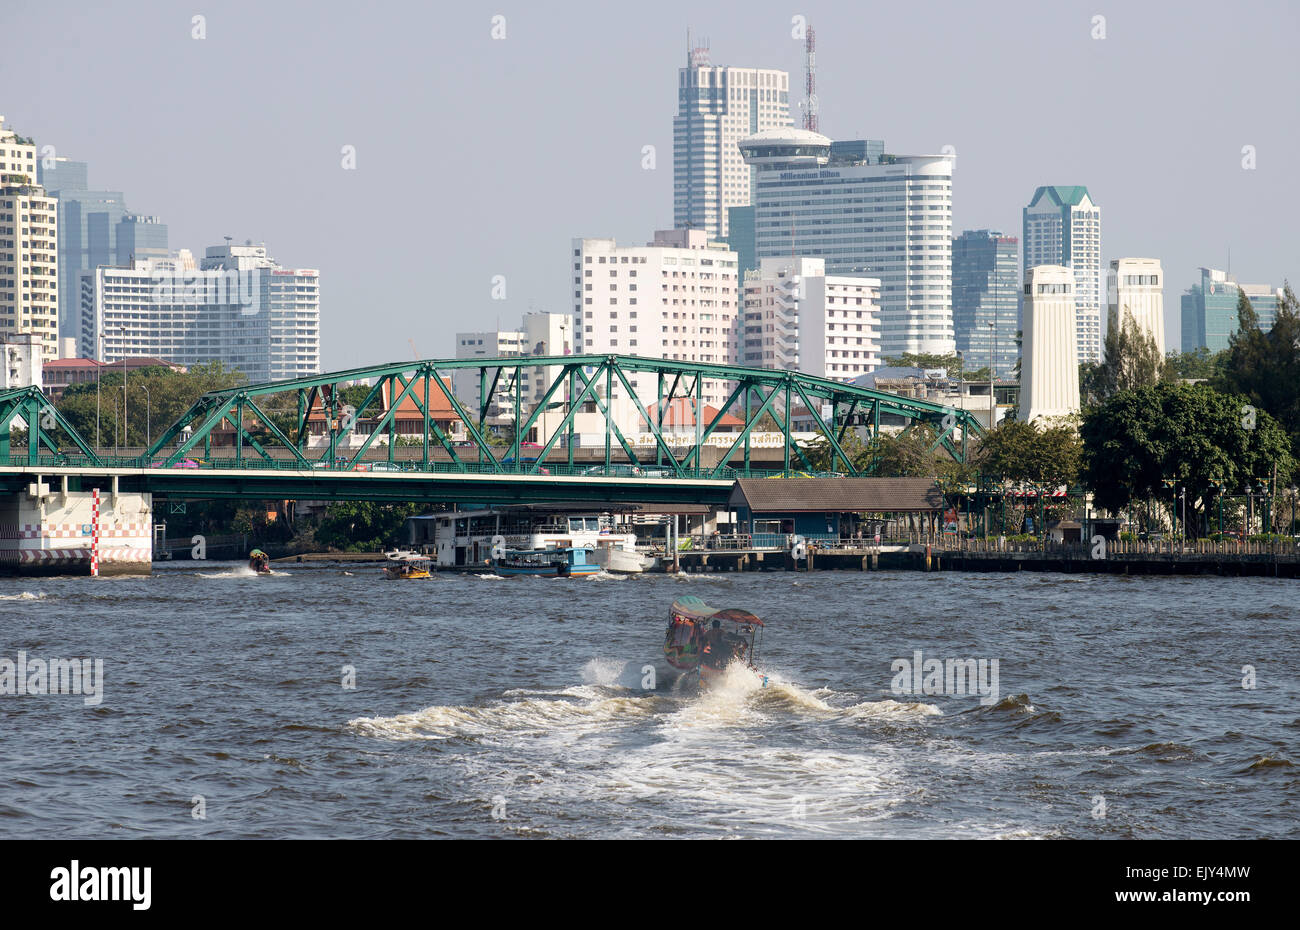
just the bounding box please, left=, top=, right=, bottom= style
left=729, top=478, right=943, bottom=513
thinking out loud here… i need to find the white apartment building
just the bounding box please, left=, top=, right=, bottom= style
left=742, top=130, right=955, bottom=357
left=742, top=257, right=881, bottom=380
left=1023, top=186, right=1102, bottom=364
left=573, top=229, right=739, bottom=418
left=1019, top=266, right=1081, bottom=424
left=452, top=311, right=573, bottom=416
left=0, top=116, right=59, bottom=363
left=1108, top=257, right=1165, bottom=354
left=1, top=333, right=42, bottom=390
left=673, top=46, right=792, bottom=240
left=81, top=243, right=320, bottom=383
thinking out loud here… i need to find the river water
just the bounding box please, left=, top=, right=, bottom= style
left=1, top=564, right=1295, bottom=838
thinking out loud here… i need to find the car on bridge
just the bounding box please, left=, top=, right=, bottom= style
left=583, top=464, right=674, bottom=478
left=501, top=456, right=550, bottom=476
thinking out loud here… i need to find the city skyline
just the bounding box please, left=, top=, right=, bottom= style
left=2, top=1, right=1296, bottom=369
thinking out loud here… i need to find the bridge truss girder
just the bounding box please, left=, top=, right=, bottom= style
left=135, top=354, right=982, bottom=476
left=0, top=386, right=101, bottom=466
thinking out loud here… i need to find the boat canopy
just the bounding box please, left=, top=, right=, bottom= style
left=670, top=595, right=764, bottom=626
left=384, top=549, right=430, bottom=563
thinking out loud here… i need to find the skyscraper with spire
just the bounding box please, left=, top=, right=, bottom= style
left=673, top=39, right=792, bottom=240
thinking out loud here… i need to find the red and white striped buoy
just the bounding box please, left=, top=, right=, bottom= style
left=90, top=488, right=100, bottom=577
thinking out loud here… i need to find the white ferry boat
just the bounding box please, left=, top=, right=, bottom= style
left=407, top=506, right=653, bottom=572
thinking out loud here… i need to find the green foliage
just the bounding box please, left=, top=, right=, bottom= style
left=338, top=382, right=378, bottom=414
left=56, top=361, right=247, bottom=449
left=974, top=418, right=1082, bottom=487
left=1080, top=307, right=1164, bottom=406
left=884, top=352, right=964, bottom=378
left=870, top=425, right=948, bottom=478
left=1081, top=381, right=1293, bottom=529
left=1212, top=283, right=1300, bottom=477
left=798, top=422, right=974, bottom=481
left=1163, top=347, right=1225, bottom=382
left=315, top=501, right=423, bottom=551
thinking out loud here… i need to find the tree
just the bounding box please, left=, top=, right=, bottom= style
left=55, top=361, right=247, bottom=449
left=315, top=501, right=423, bottom=551
left=1213, top=283, right=1300, bottom=475
left=878, top=351, right=977, bottom=379
left=1080, top=381, right=1292, bottom=535
left=1163, top=347, right=1224, bottom=382
left=974, top=418, right=1082, bottom=488
left=1080, top=307, right=1163, bottom=406
left=869, top=424, right=947, bottom=477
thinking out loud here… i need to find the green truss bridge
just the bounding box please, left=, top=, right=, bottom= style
left=0, top=355, right=982, bottom=506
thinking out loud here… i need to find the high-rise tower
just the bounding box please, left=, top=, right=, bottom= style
left=1023, top=186, right=1102, bottom=364
left=673, top=41, right=792, bottom=240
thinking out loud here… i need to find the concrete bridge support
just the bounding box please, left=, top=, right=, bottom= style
left=0, top=479, right=152, bottom=576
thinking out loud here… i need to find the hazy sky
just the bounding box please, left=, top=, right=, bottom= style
left=3, top=0, right=1297, bottom=367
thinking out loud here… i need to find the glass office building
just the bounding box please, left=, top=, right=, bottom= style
left=39, top=157, right=167, bottom=346
left=953, top=230, right=1020, bottom=379
left=1180, top=267, right=1283, bottom=353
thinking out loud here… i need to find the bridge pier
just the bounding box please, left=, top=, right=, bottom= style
left=0, top=484, right=152, bottom=576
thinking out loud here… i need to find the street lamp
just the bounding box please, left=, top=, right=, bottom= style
left=139, top=382, right=151, bottom=452
left=119, top=326, right=128, bottom=453
left=987, top=320, right=996, bottom=426
left=955, top=350, right=964, bottom=417
left=95, top=331, right=102, bottom=450
left=1180, top=486, right=1186, bottom=549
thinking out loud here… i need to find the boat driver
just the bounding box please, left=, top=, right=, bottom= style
left=701, top=620, right=728, bottom=669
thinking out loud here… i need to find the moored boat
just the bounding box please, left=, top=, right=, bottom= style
left=492, top=546, right=601, bottom=578
left=664, top=596, right=765, bottom=686
left=382, top=550, right=434, bottom=580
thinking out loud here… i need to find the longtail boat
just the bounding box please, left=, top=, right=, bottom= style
left=665, top=595, right=765, bottom=686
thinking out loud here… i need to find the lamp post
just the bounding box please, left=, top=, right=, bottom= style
left=119, top=326, right=128, bottom=454
left=988, top=321, right=996, bottom=426
left=139, top=382, right=151, bottom=452
left=1291, top=486, right=1298, bottom=538
left=95, top=332, right=102, bottom=450
left=956, top=350, right=964, bottom=418
left=1180, top=486, right=1186, bottom=549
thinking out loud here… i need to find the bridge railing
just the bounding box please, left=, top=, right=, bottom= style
left=0, top=451, right=852, bottom=482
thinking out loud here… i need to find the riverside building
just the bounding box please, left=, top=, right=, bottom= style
left=740, top=129, right=954, bottom=358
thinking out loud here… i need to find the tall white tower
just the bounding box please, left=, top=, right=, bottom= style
left=1108, top=258, right=1164, bottom=354
left=673, top=44, right=792, bottom=239
left=0, top=117, right=59, bottom=363
left=1019, top=266, right=1081, bottom=424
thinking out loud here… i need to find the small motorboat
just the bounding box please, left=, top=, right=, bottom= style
left=491, top=546, right=600, bottom=578
left=664, top=596, right=765, bottom=686
left=248, top=549, right=272, bottom=574
left=382, top=550, right=434, bottom=580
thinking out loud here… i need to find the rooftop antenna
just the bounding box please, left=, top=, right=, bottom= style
left=803, top=25, right=818, bottom=133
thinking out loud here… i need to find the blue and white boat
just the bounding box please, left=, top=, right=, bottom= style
left=491, top=546, right=601, bottom=578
